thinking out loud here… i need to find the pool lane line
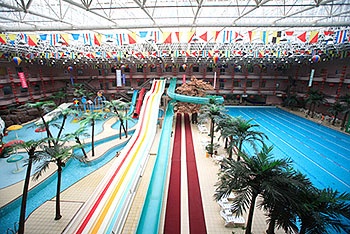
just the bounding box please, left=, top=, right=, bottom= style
left=89, top=80, right=164, bottom=233
left=236, top=109, right=350, bottom=189
left=74, top=81, right=159, bottom=233
left=254, top=110, right=350, bottom=172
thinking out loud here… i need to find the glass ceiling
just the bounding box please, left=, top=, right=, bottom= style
left=0, top=0, right=350, bottom=65
left=1, top=0, right=350, bottom=32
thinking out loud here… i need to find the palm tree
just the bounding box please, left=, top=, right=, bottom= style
left=17, top=139, right=45, bottom=234
left=261, top=171, right=313, bottom=234
left=228, top=117, right=267, bottom=161
left=305, top=89, right=326, bottom=118
left=327, top=101, right=344, bottom=125
left=63, top=126, right=90, bottom=158
left=339, top=94, right=350, bottom=130
left=216, top=115, right=238, bottom=159
left=79, top=112, right=104, bottom=157
left=298, top=188, right=350, bottom=234
left=33, top=140, right=78, bottom=220
left=283, top=94, right=299, bottom=111
left=50, top=89, right=68, bottom=105
left=215, top=144, right=292, bottom=234
left=103, top=100, right=130, bottom=139
left=26, top=101, right=57, bottom=145
left=198, top=98, right=226, bottom=156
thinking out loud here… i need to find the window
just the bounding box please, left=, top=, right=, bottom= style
left=193, top=66, right=199, bottom=72
left=3, top=86, right=12, bottom=95
left=150, top=66, right=157, bottom=72
left=246, top=80, right=253, bottom=87
left=165, top=65, right=172, bottom=72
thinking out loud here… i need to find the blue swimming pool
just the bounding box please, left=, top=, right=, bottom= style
left=227, top=106, right=350, bottom=194
left=0, top=136, right=130, bottom=234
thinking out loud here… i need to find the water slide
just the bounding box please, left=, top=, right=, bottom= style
left=64, top=79, right=165, bottom=233
left=133, top=87, right=146, bottom=118
left=127, top=89, right=139, bottom=116
left=35, top=102, right=73, bottom=125
left=136, top=77, right=223, bottom=233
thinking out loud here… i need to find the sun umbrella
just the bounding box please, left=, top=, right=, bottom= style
left=35, top=127, right=46, bottom=132
left=3, top=139, right=25, bottom=148
left=7, top=124, right=23, bottom=139
left=7, top=125, right=23, bottom=131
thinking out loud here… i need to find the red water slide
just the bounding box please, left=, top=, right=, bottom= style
left=133, top=87, right=146, bottom=118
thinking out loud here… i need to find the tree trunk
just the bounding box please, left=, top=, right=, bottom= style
left=91, top=120, right=95, bottom=157
left=332, top=113, right=338, bottom=125
left=209, top=119, right=215, bottom=156
left=237, top=141, right=243, bottom=161
left=114, top=107, right=127, bottom=136
left=245, top=192, right=258, bottom=234
left=266, top=215, right=277, bottom=234
left=56, top=115, right=68, bottom=143
left=341, top=112, right=348, bottom=129
left=55, top=160, right=62, bottom=220
left=18, top=149, right=34, bottom=234
left=75, top=137, right=87, bottom=158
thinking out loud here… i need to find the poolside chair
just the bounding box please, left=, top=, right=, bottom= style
left=197, top=124, right=209, bottom=134
left=219, top=210, right=246, bottom=227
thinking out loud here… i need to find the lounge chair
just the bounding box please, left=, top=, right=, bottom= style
left=219, top=210, right=246, bottom=228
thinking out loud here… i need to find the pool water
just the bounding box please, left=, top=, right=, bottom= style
left=227, top=106, right=350, bottom=194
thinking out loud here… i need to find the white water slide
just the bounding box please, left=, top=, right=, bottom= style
left=64, top=79, right=165, bottom=233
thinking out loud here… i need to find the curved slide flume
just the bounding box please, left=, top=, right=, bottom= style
left=64, top=79, right=165, bottom=234
left=126, top=89, right=139, bottom=116
left=136, top=77, right=223, bottom=233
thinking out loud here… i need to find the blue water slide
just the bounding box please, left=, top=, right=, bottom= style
left=136, top=99, right=175, bottom=234
left=136, top=77, right=224, bottom=233
left=167, top=77, right=224, bottom=104
left=127, top=89, right=139, bottom=116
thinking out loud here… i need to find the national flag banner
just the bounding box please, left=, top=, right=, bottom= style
left=191, top=50, right=198, bottom=57
left=309, top=31, right=319, bottom=44
left=184, top=31, right=195, bottom=43
left=93, top=33, right=102, bottom=46
left=0, top=34, right=7, bottom=44
left=149, top=31, right=161, bottom=43
left=105, top=34, right=114, bottom=43
left=162, top=32, right=172, bottom=44
left=214, top=31, right=221, bottom=42
left=138, top=31, right=148, bottom=40
left=83, top=33, right=92, bottom=46
left=248, top=31, right=256, bottom=42
left=58, top=34, right=70, bottom=46
left=260, top=31, right=269, bottom=44
left=222, top=30, right=233, bottom=43
left=335, top=30, right=348, bottom=44
left=198, top=31, right=208, bottom=42
left=50, top=34, right=60, bottom=46
left=71, top=33, right=80, bottom=41
left=271, top=31, right=282, bottom=44
left=128, top=32, right=137, bottom=44
left=116, top=33, right=127, bottom=45
left=8, top=34, right=16, bottom=45
left=39, top=34, right=47, bottom=41
left=297, top=32, right=307, bottom=42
